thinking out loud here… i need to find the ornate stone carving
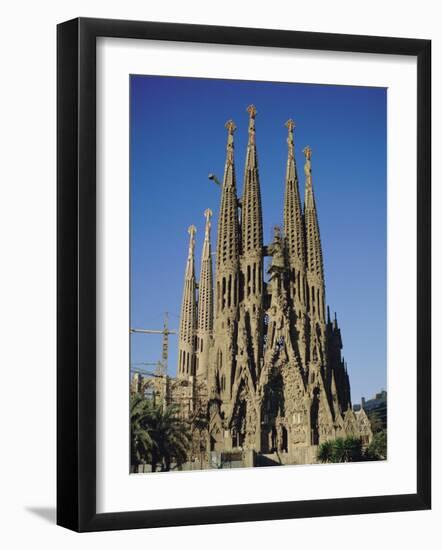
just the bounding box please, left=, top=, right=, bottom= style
left=171, top=110, right=369, bottom=462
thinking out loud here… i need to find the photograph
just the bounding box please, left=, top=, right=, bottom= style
left=129, top=76, right=387, bottom=473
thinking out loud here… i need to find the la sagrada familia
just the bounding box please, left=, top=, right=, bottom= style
left=174, top=106, right=371, bottom=465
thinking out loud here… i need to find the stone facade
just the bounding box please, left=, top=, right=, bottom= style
left=174, top=106, right=371, bottom=464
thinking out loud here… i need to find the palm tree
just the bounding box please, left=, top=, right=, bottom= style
left=367, top=411, right=384, bottom=434
left=341, top=437, right=363, bottom=462
left=189, top=400, right=209, bottom=469
left=366, top=430, right=387, bottom=460
left=143, top=402, right=191, bottom=472
left=331, top=438, right=346, bottom=462
left=317, top=440, right=334, bottom=463
left=317, top=436, right=363, bottom=463
left=131, top=395, right=194, bottom=472
left=130, top=394, right=154, bottom=469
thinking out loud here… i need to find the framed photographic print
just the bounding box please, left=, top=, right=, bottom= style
left=57, top=17, right=431, bottom=532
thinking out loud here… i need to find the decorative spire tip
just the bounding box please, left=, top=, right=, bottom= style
left=204, top=209, right=212, bottom=239
left=247, top=104, right=257, bottom=118
left=303, top=145, right=312, bottom=159
left=225, top=119, right=236, bottom=134
left=285, top=119, right=296, bottom=131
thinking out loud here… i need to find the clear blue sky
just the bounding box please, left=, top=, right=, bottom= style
left=130, top=75, right=386, bottom=405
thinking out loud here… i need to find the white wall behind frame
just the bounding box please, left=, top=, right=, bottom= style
left=0, top=1, right=439, bottom=550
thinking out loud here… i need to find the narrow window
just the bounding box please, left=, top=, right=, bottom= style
left=233, top=274, right=237, bottom=306
left=317, top=289, right=321, bottom=318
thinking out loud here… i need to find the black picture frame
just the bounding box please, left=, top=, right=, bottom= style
left=57, top=17, right=431, bottom=532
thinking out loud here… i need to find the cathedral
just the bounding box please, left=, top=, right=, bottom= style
left=175, top=105, right=371, bottom=466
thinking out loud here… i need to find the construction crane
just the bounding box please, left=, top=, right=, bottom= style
left=130, top=362, right=164, bottom=378
left=130, top=362, right=167, bottom=406
left=130, top=312, right=177, bottom=377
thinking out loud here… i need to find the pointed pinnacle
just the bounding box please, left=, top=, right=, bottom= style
left=303, top=145, right=312, bottom=160
left=225, top=120, right=236, bottom=165
left=204, top=208, right=212, bottom=238
left=187, top=225, right=196, bottom=253
left=225, top=119, right=236, bottom=134
left=285, top=119, right=296, bottom=132
left=247, top=105, right=257, bottom=142
left=286, top=119, right=295, bottom=159
left=303, top=145, right=313, bottom=189
left=247, top=104, right=257, bottom=118
left=185, top=225, right=196, bottom=278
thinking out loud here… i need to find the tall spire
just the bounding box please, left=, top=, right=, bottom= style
left=197, top=209, right=214, bottom=378
left=212, top=119, right=241, bottom=403
left=215, top=120, right=240, bottom=315
left=216, top=120, right=240, bottom=272
left=242, top=105, right=263, bottom=255
left=283, top=119, right=305, bottom=269
left=238, top=105, right=264, bottom=380
left=178, top=225, right=198, bottom=378
left=303, top=146, right=324, bottom=283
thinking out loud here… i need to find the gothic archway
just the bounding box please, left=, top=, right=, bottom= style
left=260, top=368, right=285, bottom=453
left=310, top=388, right=320, bottom=445
left=231, top=383, right=248, bottom=449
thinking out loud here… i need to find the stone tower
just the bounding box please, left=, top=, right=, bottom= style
left=303, top=145, right=326, bottom=369
left=283, top=120, right=307, bottom=366
left=213, top=120, right=241, bottom=392
left=177, top=225, right=197, bottom=379
left=196, top=209, right=214, bottom=379
left=239, top=105, right=264, bottom=378
left=176, top=107, right=370, bottom=463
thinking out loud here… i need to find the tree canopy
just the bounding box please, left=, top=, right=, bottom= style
left=130, top=394, right=192, bottom=472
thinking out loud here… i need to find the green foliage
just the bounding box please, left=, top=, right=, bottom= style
left=130, top=395, right=192, bottom=472
left=366, top=430, right=387, bottom=460
left=317, top=432, right=387, bottom=464
left=317, top=440, right=334, bottom=463
left=367, top=411, right=384, bottom=434
left=333, top=437, right=363, bottom=462
left=130, top=394, right=154, bottom=467
left=317, top=436, right=363, bottom=463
